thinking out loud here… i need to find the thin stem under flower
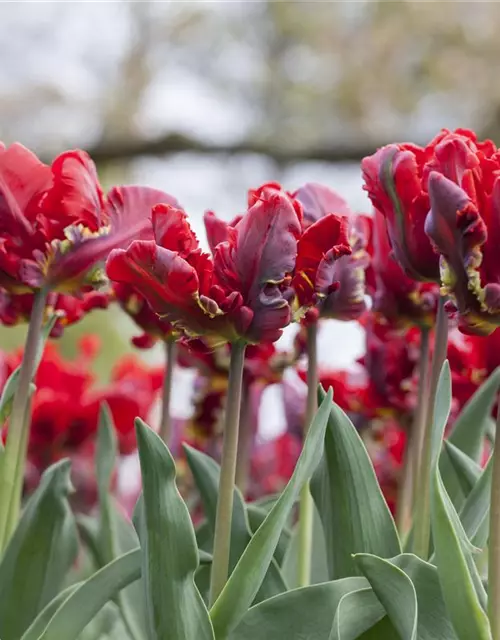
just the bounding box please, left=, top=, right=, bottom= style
left=412, top=296, right=448, bottom=560
left=159, top=340, right=177, bottom=444
left=488, top=396, right=500, bottom=639
left=0, top=288, right=48, bottom=552
left=397, top=327, right=430, bottom=536
left=235, top=383, right=251, bottom=493
left=297, top=321, right=318, bottom=587
left=209, top=341, right=246, bottom=606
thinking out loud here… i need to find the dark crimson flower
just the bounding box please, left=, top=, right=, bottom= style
left=360, top=319, right=420, bottom=420
left=423, top=130, right=500, bottom=334
left=0, top=289, right=109, bottom=337
left=0, top=142, right=176, bottom=294
left=89, top=354, right=163, bottom=454
left=362, top=140, right=440, bottom=282
left=1, top=336, right=163, bottom=469
left=113, top=283, right=177, bottom=349
left=368, top=208, right=439, bottom=329
left=366, top=418, right=406, bottom=515
left=107, top=188, right=302, bottom=345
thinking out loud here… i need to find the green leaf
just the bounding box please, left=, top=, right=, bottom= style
left=459, top=454, right=493, bottom=548
left=229, top=577, right=371, bottom=640
left=135, top=419, right=215, bottom=640
left=36, top=549, right=141, bottom=640
left=210, top=387, right=333, bottom=639
left=184, top=444, right=287, bottom=602
left=354, top=554, right=417, bottom=640
left=246, top=504, right=291, bottom=566
left=448, top=367, right=500, bottom=461
left=310, top=397, right=401, bottom=579
left=95, top=407, right=147, bottom=640
left=389, top=554, right=458, bottom=640
left=442, top=440, right=482, bottom=497
left=0, top=459, right=78, bottom=640
left=329, top=587, right=387, bottom=640
left=282, top=501, right=329, bottom=588
left=431, top=467, right=491, bottom=640
left=20, top=584, right=80, bottom=640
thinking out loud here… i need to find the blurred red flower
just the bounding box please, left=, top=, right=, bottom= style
left=0, top=289, right=109, bottom=337
left=1, top=337, right=163, bottom=473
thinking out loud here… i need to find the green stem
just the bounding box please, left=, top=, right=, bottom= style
left=0, top=288, right=48, bottom=552
left=209, top=341, right=246, bottom=606
left=298, top=321, right=318, bottom=587
left=488, top=398, right=500, bottom=639
left=412, top=296, right=448, bottom=559
left=235, top=383, right=251, bottom=494
left=159, top=340, right=177, bottom=444
left=397, top=327, right=431, bottom=536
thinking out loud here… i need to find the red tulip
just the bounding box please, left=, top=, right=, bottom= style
left=368, top=208, right=439, bottom=328
left=107, top=189, right=302, bottom=345
left=0, top=142, right=176, bottom=294
left=362, top=141, right=440, bottom=282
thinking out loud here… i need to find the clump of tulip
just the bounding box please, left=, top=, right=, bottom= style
left=0, top=132, right=498, bottom=640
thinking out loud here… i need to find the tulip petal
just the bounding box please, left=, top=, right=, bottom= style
left=204, top=211, right=233, bottom=253
left=293, top=213, right=351, bottom=308
left=293, top=182, right=351, bottom=227
left=0, top=143, right=51, bottom=236
left=152, top=204, right=199, bottom=254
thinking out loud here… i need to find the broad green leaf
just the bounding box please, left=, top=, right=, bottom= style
left=448, top=367, right=500, bottom=461
left=282, top=501, right=329, bottom=588
left=21, top=584, right=80, bottom=640
left=431, top=467, right=491, bottom=640
left=95, top=408, right=147, bottom=640
left=135, top=419, right=214, bottom=640
left=36, top=549, right=141, bottom=640
left=0, top=460, right=78, bottom=640
left=184, top=444, right=287, bottom=602
left=329, top=588, right=387, bottom=640
left=310, top=396, right=400, bottom=579
left=460, top=454, right=493, bottom=547
left=229, top=577, right=369, bottom=640
left=210, top=388, right=333, bottom=639
left=442, top=440, right=481, bottom=496
left=390, top=553, right=458, bottom=639
left=354, top=554, right=417, bottom=640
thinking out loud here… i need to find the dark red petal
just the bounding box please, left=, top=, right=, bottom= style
left=43, top=150, right=105, bottom=231
left=107, top=240, right=199, bottom=316
left=293, top=182, right=351, bottom=227
left=152, top=203, right=198, bottom=254
left=293, top=213, right=351, bottom=307
left=204, top=210, right=232, bottom=254
left=0, top=143, right=51, bottom=235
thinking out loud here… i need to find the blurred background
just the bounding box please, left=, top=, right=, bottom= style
left=1, top=0, right=498, bottom=428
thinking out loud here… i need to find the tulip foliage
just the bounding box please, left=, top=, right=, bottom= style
left=1, top=131, right=500, bottom=639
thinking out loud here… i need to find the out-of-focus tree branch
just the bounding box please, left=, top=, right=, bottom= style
left=67, top=132, right=391, bottom=165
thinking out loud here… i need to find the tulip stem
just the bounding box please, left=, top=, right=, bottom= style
left=488, top=395, right=500, bottom=639
left=235, top=383, right=251, bottom=494
left=412, top=296, right=448, bottom=559
left=298, top=321, right=318, bottom=587
left=397, top=327, right=430, bottom=536
left=0, top=288, right=48, bottom=552
left=159, top=340, right=177, bottom=444
left=209, top=341, right=246, bottom=606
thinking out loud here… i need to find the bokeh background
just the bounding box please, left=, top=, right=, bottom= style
left=2, top=0, right=499, bottom=432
